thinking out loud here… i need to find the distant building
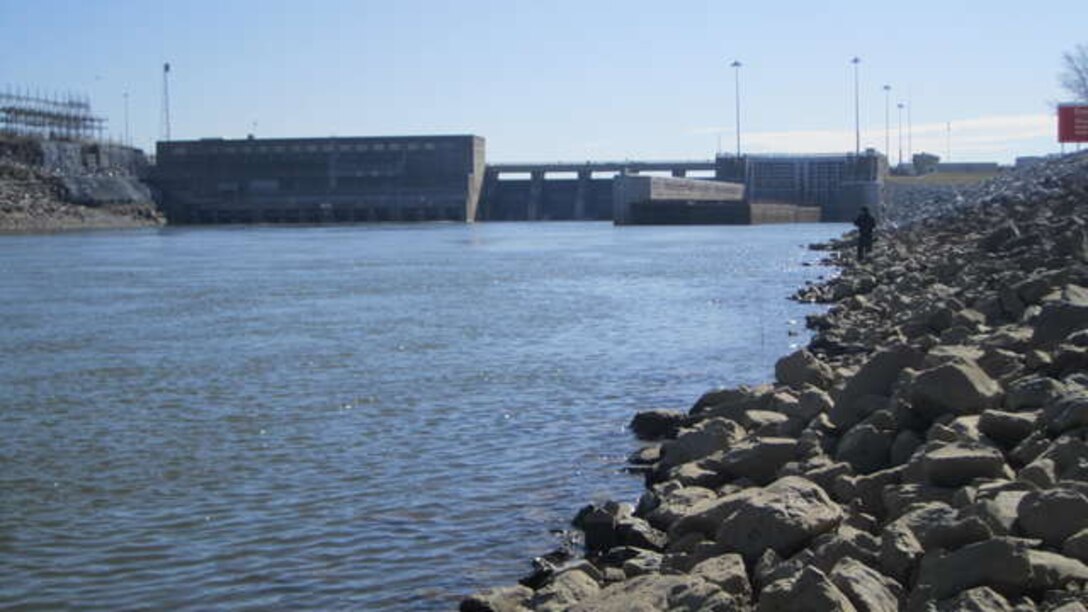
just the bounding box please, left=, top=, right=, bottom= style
left=153, top=135, right=485, bottom=224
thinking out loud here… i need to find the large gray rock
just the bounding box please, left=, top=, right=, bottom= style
left=741, top=410, right=791, bottom=436
left=979, top=346, right=1026, bottom=380
left=798, top=387, right=835, bottom=420
left=620, top=549, right=663, bottom=578
left=1016, top=488, right=1088, bottom=548
left=968, top=489, right=1029, bottom=536
left=757, top=566, right=857, bottom=612
left=832, top=466, right=904, bottom=519
left=913, top=537, right=1035, bottom=599
left=689, top=553, right=752, bottom=602
left=890, top=429, right=924, bottom=466
left=829, top=557, right=902, bottom=612
left=1004, top=375, right=1068, bottom=410
left=1063, top=528, right=1088, bottom=563
left=712, top=476, right=843, bottom=563
left=776, top=349, right=835, bottom=390
left=880, top=522, right=923, bottom=584
left=835, top=424, right=893, bottom=474
left=703, top=437, right=799, bottom=485
left=922, top=344, right=986, bottom=369
left=886, top=501, right=992, bottom=552
left=909, top=360, right=1003, bottom=420
left=629, top=409, right=685, bottom=441
left=460, top=585, right=533, bottom=612
left=921, top=444, right=1010, bottom=487
left=882, top=484, right=961, bottom=519
left=913, top=536, right=1088, bottom=599
left=802, top=461, right=853, bottom=494
left=934, top=586, right=1012, bottom=612
left=568, top=574, right=738, bottom=612
left=830, top=346, right=924, bottom=429
left=1041, top=392, right=1088, bottom=435
left=615, top=516, right=667, bottom=552
left=658, top=417, right=746, bottom=471
left=692, top=385, right=773, bottom=417
left=759, top=525, right=882, bottom=587
left=531, top=566, right=601, bottom=612
left=575, top=502, right=631, bottom=554
left=1031, top=436, right=1088, bottom=481
left=1010, top=430, right=1052, bottom=466
left=1033, top=301, right=1088, bottom=348
left=1025, top=549, right=1088, bottom=591
left=645, top=485, right=717, bottom=531
left=670, top=461, right=723, bottom=488
left=978, top=410, right=1038, bottom=447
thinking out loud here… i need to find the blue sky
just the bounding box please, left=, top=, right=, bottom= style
left=1, top=0, right=1084, bottom=163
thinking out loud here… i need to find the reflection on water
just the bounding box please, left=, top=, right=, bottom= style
left=0, top=222, right=842, bottom=609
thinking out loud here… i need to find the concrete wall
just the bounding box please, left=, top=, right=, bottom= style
left=716, top=152, right=883, bottom=222
left=750, top=203, right=821, bottom=224
left=153, top=135, right=484, bottom=224
left=613, top=175, right=745, bottom=225
left=823, top=181, right=881, bottom=222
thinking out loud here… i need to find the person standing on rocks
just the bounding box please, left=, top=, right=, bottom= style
left=854, top=206, right=876, bottom=261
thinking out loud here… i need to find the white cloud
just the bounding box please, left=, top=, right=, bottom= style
left=689, top=113, right=1057, bottom=162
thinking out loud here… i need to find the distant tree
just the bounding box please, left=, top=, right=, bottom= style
left=912, top=152, right=940, bottom=174
left=1060, top=44, right=1088, bottom=102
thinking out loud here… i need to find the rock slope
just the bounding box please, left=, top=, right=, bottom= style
left=463, top=151, right=1088, bottom=611
left=0, top=136, right=163, bottom=232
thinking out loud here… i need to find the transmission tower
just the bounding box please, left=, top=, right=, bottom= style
left=161, top=62, right=172, bottom=141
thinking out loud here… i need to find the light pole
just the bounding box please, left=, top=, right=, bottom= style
left=731, top=60, right=742, bottom=158
left=946, top=121, right=952, bottom=162
left=123, top=91, right=130, bottom=147
left=897, top=102, right=905, bottom=168
left=161, top=62, right=172, bottom=141
left=851, top=57, right=861, bottom=157
left=907, top=95, right=913, bottom=162
left=882, top=85, right=891, bottom=161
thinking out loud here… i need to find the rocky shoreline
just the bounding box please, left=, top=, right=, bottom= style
left=0, top=136, right=164, bottom=233
left=463, top=151, right=1088, bottom=611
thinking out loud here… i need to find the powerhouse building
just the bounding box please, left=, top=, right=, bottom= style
left=153, top=135, right=485, bottom=224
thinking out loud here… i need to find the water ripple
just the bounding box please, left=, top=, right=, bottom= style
left=0, top=222, right=843, bottom=609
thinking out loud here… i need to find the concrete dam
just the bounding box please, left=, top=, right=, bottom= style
left=151, top=135, right=883, bottom=225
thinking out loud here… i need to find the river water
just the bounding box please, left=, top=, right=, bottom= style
left=0, top=222, right=843, bottom=609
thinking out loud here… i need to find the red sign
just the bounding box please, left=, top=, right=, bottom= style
left=1059, top=104, right=1088, bottom=143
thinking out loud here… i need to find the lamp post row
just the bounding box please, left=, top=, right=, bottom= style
left=727, top=57, right=913, bottom=163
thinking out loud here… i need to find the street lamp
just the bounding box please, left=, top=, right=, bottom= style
left=731, top=60, right=742, bottom=158
left=851, top=57, right=861, bottom=157
left=882, top=85, right=891, bottom=161
left=907, top=95, right=913, bottom=161
left=123, top=91, right=130, bottom=147
left=897, top=102, right=905, bottom=168
left=946, top=121, right=952, bottom=162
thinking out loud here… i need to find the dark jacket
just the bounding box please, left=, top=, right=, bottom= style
left=854, top=210, right=875, bottom=238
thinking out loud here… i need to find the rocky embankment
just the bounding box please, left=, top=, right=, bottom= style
left=463, top=151, right=1088, bottom=611
left=0, top=136, right=163, bottom=232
